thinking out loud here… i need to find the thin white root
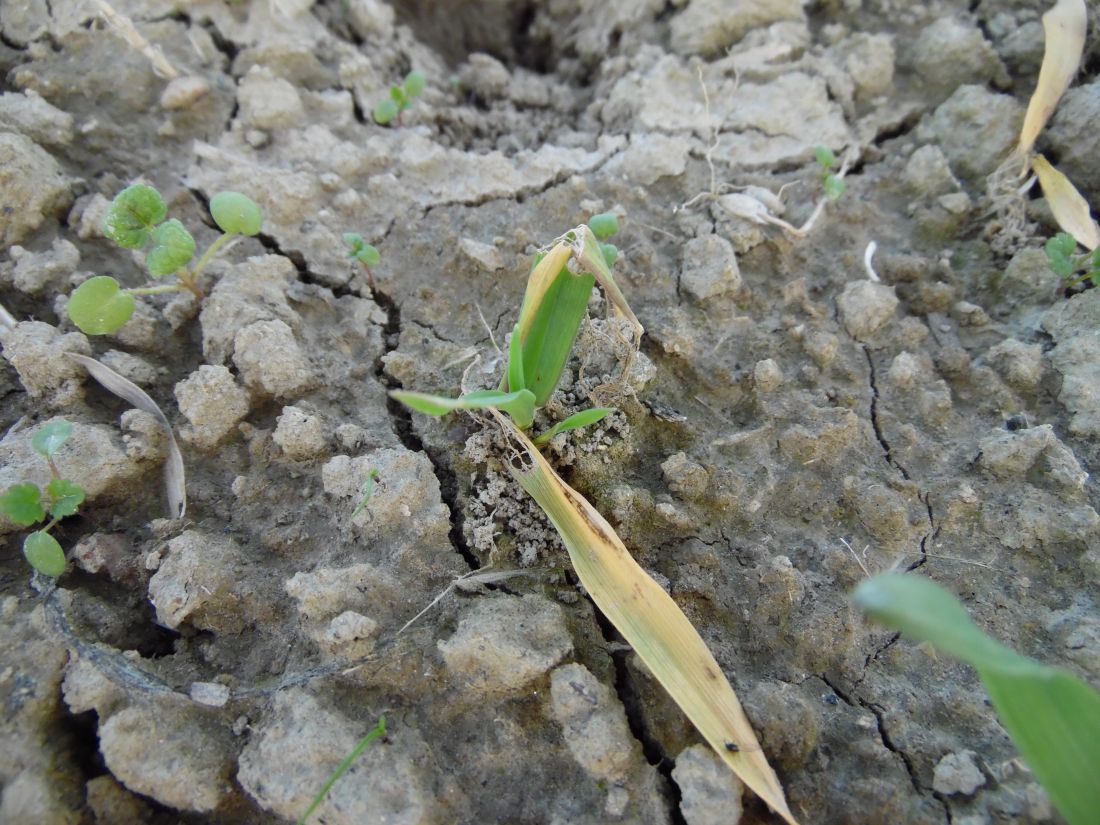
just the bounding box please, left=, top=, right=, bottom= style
left=863, top=241, right=880, bottom=282
left=0, top=300, right=16, bottom=333
left=840, top=537, right=871, bottom=578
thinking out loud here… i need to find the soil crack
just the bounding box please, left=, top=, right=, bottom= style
left=862, top=346, right=910, bottom=480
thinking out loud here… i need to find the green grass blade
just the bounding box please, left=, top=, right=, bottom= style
left=507, top=323, right=525, bottom=392
left=296, top=716, right=386, bottom=825
left=532, top=407, right=614, bottom=446
left=521, top=268, right=594, bottom=407
left=854, top=574, right=1100, bottom=825
left=391, top=389, right=535, bottom=429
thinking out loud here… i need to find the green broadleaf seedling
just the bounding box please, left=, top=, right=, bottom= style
left=373, top=70, right=426, bottom=126
left=68, top=183, right=263, bottom=335
left=0, top=419, right=85, bottom=577
left=854, top=573, right=1100, bottom=825
left=344, top=232, right=382, bottom=288
left=816, top=145, right=846, bottom=200
left=1045, top=231, right=1100, bottom=288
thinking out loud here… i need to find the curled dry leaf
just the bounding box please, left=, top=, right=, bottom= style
left=1032, top=154, right=1100, bottom=250
left=494, top=412, right=798, bottom=825
left=66, top=353, right=186, bottom=519
left=1019, top=0, right=1087, bottom=157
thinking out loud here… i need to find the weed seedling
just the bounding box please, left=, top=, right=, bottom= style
left=587, top=212, right=620, bottom=267
left=372, top=70, right=426, bottom=126
left=67, top=184, right=263, bottom=335
left=296, top=715, right=386, bottom=825
left=816, top=145, right=846, bottom=200
left=343, top=232, right=381, bottom=289
left=351, top=467, right=381, bottom=518
left=0, top=420, right=84, bottom=577
left=1045, top=231, right=1100, bottom=288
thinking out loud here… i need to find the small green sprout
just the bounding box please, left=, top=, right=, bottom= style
left=296, top=715, right=386, bottom=825
left=587, top=212, right=621, bottom=269
left=0, top=420, right=84, bottom=577
left=344, top=232, right=381, bottom=288
left=391, top=224, right=638, bottom=447
left=1045, top=232, right=1100, bottom=288
left=67, top=184, right=263, bottom=335
left=351, top=468, right=381, bottom=518
left=373, top=70, right=426, bottom=126
left=815, top=145, right=846, bottom=200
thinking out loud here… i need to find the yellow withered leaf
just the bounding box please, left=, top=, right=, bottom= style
left=1032, top=154, right=1100, bottom=250
left=1018, top=0, right=1087, bottom=157
left=497, top=414, right=798, bottom=825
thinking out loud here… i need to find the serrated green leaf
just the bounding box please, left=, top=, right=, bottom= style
left=146, top=218, right=196, bottom=277
left=404, top=70, right=426, bottom=98
left=23, top=531, right=65, bottom=577
left=47, top=478, right=85, bottom=518
left=823, top=174, right=846, bottom=200
left=373, top=98, right=399, bottom=125
left=0, top=484, right=45, bottom=526
left=854, top=573, right=1100, bottom=825
left=533, top=407, right=614, bottom=446
left=67, top=276, right=136, bottom=335
left=103, top=183, right=167, bottom=248
left=32, top=420, right=72, bottom=458
left=815, top=145, right=837, bottom=169
left=588, top=212, right=620, bottom=240
left=210, top=191, right=263, bottom=236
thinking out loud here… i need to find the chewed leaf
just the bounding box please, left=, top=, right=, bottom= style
left=1019, top=0, right=1087, bottom=156
left=210, top=192, right=263, bottom=236
left=1033, top=155, right=1100, bottom=250
left=103, top=183, right=167, bottom=248
left=533, top=407, right=614, bottom=446
left=67, top=276, right=136, bottom=335
left=498, top=414, right=797, bottom=825
left=23, top=531, right=66, bottom=577
left=392, top=388, right=536, bottom=429
left=146, top=218, right=196, bottom=277
left=32, top=419, right=72, bottom=458
left=854, top=573, right=1100, bottom=825
left=47, top=478, right=85, bottom=518
left=0, top=483, right=45, bottom=526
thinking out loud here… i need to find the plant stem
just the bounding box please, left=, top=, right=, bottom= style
left=191, top=231, right=237, bottom=284
left=126, top=284, right=188, bottom=296
left=1063, top=270, right=1099, bottom=289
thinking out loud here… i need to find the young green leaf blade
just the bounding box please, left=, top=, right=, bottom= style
left=23, top=530, right=66, bottom=577
left=391, top=388, right=536, bottom=429
left=506, top=324, right=525, bottom=393
left=68, top=276, right=136, bottom=335
left=0, top=483, right=46, bottom=526
left=520, top=267, right=595, bottom=407
left=854, top=573, right=1100, bottom=825
left=103, top=183, right=167, bottom=248
left=533, top=407, right=614, bottom=446
left=31, top=420, right=72, bottom=458
left=146, top=218, right=196, bottom=277
left=296, top=716, right=386, bottom=825
left=47, top=478, right=85, bottom=518
left=497, top=414, right=798, bottom=825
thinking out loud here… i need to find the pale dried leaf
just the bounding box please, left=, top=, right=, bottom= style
left=67, top=353, right=186, bottom=518
left=1019, top=0, right=1087, bottom=156
left=496, top=413, right=797, bottom=825
left=1032, top=154, right=1100, bottom=250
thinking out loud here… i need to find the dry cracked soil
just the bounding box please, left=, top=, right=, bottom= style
left=1, top=1, right=1099, bottom=824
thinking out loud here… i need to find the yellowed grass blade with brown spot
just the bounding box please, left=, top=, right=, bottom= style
left=495, top=413, right=798, bottom=825
left=1033, top=154, right=1100, bottom=250
left=1018, top=0, right=1087, bottom=157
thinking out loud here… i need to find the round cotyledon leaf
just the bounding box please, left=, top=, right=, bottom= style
left=31, top=420, right=72, bottom=458
left=210, top=191, right=263, bottom=236
left=23, top=530, right=66, bottom=577
left=68, top=276, right=136, bottom=335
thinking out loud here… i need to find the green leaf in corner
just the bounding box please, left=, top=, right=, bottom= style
left=533, top=407, right=614, bottom=446
left=103, top=183, right=167, bottom=248
left=23, top=531, right=66, bottom=577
